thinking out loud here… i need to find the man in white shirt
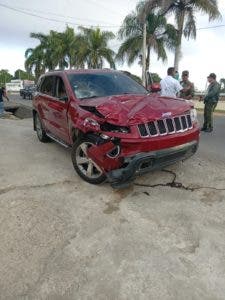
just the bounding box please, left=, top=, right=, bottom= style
left=160, top=67, right=183, bottom=97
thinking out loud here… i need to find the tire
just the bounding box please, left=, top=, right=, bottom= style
left=23, top=94, right=26, bottom=99
left=34, top=113, right=50, bottom=143
left=71, top=136, right=106, bottom=184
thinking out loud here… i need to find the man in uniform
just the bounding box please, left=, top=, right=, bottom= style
left=180, top=70, right=195, bottom=100
left=0, top=87, right=9, bottom=117
left=200, top=73, right=220, bottom=132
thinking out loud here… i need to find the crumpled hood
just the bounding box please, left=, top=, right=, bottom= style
left=80, top=94, right=193, bottom=125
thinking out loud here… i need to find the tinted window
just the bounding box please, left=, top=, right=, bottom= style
left=67, top=72, right=148, bottom=100
left=40, top=76, right=54, bottom=96
left=55, top=77, right=67, bottom=100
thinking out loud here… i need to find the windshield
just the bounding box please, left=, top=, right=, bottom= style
left=67, top=72, right=148, bottom=100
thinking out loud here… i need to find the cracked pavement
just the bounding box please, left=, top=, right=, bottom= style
left=0, top=116, right=225, bottom=300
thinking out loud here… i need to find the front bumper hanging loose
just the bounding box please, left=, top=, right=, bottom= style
left=107, top=141, right=198, bottom=188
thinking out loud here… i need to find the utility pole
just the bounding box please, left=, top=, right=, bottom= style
left=142, top=22, right=147, bottom=87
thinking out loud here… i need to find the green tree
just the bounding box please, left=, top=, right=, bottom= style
left=150, top=72, right=161, bottom=83
left=25, top=26, right=86, bottom=78
left=117, top=1, right=177, bottom=72
left=25, top=45, right=46, bottom=80
left=14, top=69, right=35, bottom=81
left=0, top=69, right=13, bottom=86
left=77, top=27, right=116, bottom=69
left=141, top=0, right=221, bottom=70
left=220, top=78, right=225, bottom=93
left=121, top=71, right=142, bottom=84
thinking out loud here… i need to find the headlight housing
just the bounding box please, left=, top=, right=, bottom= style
left=190, top=108, right=197, bottom=123
left=83, top=118, right=100, bottom=130
left=100, top=122, right=130, bottom=134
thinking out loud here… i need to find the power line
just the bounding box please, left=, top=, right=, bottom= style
left=1, top=3, right=225, bottom=31
left=197, top=24, right=225, bottom=30
left=0, top=3, right=121, bottom=28
left=8, top=4, right=118, bottom=26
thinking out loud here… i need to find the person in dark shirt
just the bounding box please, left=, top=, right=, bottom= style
left=0, top=87, right=9, bottom=117
left=180, top=70, right=195, bottom=100
left=200, top=73, right=221, bottom=132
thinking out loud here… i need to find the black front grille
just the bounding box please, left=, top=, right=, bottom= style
left=138, top=114, right=193, bottom=138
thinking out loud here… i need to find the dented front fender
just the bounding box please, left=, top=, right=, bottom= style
left=87, top=141, right=123, bottom=172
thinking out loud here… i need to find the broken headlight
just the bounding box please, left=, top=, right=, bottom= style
left=100, top=123, right=130, bottom=133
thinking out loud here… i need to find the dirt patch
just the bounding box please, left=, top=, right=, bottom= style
left=5, top=106, right=32, bottom=119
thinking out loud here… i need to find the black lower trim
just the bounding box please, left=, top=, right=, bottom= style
left=107, top=141, right=198, bottom=188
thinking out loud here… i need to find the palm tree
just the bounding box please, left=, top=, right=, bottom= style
left=220, top=78, right=225, bottom=93
left=141, top=0, right=221, bottom=70
left=49, top=27, right=79, bottom=69
left=117, top=1, right=178, bottom=71
left=25, top=46, right=46, bottom=79
left=25, top=27, right=81, bottom=75
left=76, top=27, right=116, bottom=69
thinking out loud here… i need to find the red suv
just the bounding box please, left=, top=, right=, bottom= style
left=33, top=69, right=200, bottom=188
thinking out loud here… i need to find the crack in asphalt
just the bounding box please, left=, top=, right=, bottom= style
left=0, top=180, right=77, bottom=196
left=1, top=171, right=225, bottom=197
left=134, top=169, right=225, bottom=192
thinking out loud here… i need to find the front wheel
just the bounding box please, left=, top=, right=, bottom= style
left=71, top=136, right=106, bottom=184
left=35, top=113, right=50, bottom=143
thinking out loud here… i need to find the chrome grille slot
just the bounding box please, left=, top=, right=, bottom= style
left=187, top=115, right=192, bottom=128
left=181, top=116, right=187, bottom=130
left=174, top=117, right=182, bottom=131
left=148, top=122, right=158, bottom=136
left=138, top=114, right=193, bottom=138
left=166, top=118, right=175, bottom=133
left=138, top=124, right=148, bottom=137
left=157, top=120, right=167, bottom=134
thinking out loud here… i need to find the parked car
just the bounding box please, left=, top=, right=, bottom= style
left=20, top=86, right=36, bottom=100
left=33, top=69, right=200, bottom=188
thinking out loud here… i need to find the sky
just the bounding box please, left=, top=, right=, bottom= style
left=0, top=0, right=225, bottom=90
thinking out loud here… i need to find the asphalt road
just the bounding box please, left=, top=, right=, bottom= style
left=198, top=113, right=225, bottom=161
left=0, top=95, right=224, bottom=300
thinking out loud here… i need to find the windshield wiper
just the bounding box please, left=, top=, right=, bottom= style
left=121, top=92, right=148, bottom=95
left=80, top=95, right=99, bottom=100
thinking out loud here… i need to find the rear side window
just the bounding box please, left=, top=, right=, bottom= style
left=40, top=76, right=54, bottom=96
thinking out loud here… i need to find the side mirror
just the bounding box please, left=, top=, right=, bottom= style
left=147, top=83, right=161, bottom=93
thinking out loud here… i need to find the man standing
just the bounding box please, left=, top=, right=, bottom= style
left=0, top=87, right=9, bottom=117
left=180, top=70, right=195, bottom=100
left=201, top=73, right=220, bottom=132
left=160, top=67, right=183, bottom=98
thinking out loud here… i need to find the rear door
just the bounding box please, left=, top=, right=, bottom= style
left=46, top=75, right=70, bottom=144
left=38, top=75, right=55, bottom=131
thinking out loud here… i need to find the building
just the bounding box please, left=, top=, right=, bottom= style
left=6, top=79, right=35, bottom=92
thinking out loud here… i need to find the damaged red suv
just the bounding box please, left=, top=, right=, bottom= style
left=33, top=69, right=200, bottom=188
